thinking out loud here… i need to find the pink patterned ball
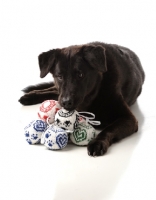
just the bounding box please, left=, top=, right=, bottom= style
left=38, top=100, right=61, bottom=124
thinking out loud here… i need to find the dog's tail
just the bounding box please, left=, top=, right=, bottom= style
left=22, top=82, right=54, bottom=93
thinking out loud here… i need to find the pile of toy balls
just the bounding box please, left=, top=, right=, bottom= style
left=24, top=100, right=98, bottom=150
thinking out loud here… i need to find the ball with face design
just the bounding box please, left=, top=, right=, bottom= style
left=54, top=108, right=79, bottom=131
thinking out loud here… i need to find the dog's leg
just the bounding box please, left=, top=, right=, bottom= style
left=87, top=97, right=138, bottom=157
left=19, top=86, right=59, bottom=105
left=22, top=82, right=54, bottom=93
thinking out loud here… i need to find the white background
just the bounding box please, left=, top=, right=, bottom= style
left=0, top=0, right=156, bottom=199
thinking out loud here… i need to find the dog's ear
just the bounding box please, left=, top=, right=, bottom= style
left=38, top=49, right=58, bottom=78
left=82, top=45, right=107, bottom=72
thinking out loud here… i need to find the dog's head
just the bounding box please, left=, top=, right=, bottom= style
left=38, top=44, right=107, bottom=111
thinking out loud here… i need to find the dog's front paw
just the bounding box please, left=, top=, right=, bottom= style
left=18, top=93, right=36, bottom=105
left=87, top=139, right=109, bottom=157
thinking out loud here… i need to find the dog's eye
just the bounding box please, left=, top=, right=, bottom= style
left=57, top=75, right=63, bottom=80
left=77, top=72, right=84, bottom=79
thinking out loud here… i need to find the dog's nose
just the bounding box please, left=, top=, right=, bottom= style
left=61, top=97, right=73, bottom=110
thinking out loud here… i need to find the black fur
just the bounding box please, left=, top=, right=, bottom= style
left=22, top=82, right=53, bottom=93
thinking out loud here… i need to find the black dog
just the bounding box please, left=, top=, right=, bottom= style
left=19, top=42, right=145, bottom=156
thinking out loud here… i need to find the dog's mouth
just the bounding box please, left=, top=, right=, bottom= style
left=62, top=105, right=76, bottom=111
left=59, top=98, right=77, bottom=111
left=59, top=93, right=85, bottom=111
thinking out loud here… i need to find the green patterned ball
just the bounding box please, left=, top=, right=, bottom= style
left=70, top=122, right=96, bottom=146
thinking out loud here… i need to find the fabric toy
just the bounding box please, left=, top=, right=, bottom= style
left=54, top=108, right=79, bottom=131
left=38, top=100, right=61, bottom=124
left=24, top=120, right=48, bottom=144
left=54, top=109, right=99, bottom=145
left=41, top=125, right=68, bottom=150
left=70, top=116, right=97, bottom=145
left=24, top=100, right=100, bottom=150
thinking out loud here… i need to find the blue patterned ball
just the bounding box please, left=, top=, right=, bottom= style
left=24, top=120, right=48, bottom=144
left=42, top=125, right=68, bottom=150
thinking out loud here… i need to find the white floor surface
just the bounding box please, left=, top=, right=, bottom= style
left=0, top=1, right=156, bottom=200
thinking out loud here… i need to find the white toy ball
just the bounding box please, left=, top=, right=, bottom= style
left=24, top=120, right=48, bottom=144
left=42, top=125, right=68, bottom=150
left=38, top=100, right=61, bottom=123
left=54, top=108, right=79, bottom=131
left=70, top=118, right=96, bottom=146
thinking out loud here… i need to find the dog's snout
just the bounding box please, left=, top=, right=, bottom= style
left=61, top=97, right=73, bottom=110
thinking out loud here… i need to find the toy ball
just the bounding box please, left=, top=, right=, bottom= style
left=54, top=108, right=79, bottom=131
left=24, top=120, right=48, bottom=144
left=38, top=100, right=61, bottom=123
left=70, top=117, right=96, bottom=146
left=42, top=125, right=68, bottom=150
